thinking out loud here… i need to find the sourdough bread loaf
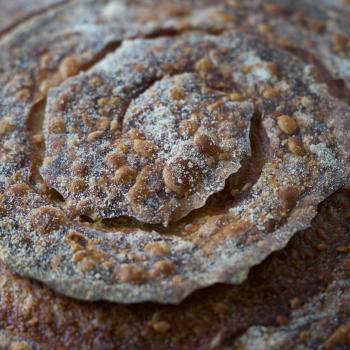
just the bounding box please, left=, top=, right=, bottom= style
left=0, top=0, right=349, bottom=349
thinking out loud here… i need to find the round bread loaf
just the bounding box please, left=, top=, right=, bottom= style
left=0, top=0, right=349, bottom=349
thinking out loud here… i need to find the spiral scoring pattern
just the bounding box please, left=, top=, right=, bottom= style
left=0, top=0, right=349, bottom=304
left=42, top=61, right=253, bottom=225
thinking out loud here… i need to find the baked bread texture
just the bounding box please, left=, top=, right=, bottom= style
left=0, top=0, right=65, bottom=34
left=0, top=0, right=349, bottom=349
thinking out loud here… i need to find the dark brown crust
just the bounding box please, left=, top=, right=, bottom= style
left=1, top=30, right=349, bottom=303
left=0, top=330, right=40, bottom=350
left=0, top=0, right=350, bottom=348
left=43, top=70, right=253, bottom=224
left=0, top=189, right=349, bottom=349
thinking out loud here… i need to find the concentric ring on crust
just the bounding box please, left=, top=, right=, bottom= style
left=42, top=70, right=253, bottom=225
left=0, top=188, right=350, bottom=349
left=1, top=28, right=349, bottom=303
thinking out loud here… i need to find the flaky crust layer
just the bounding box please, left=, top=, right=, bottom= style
left=0, top=0, right=350, bottom=348
left=0, top=0, right=349, bottom=303
left=0, top=189, right=349, bottom=349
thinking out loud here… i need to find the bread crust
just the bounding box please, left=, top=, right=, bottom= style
left=0, top=0, right=66, bottom=35
left=0, top=0, right=349, bottom=348
left=0, top=189, right=349, bottom=349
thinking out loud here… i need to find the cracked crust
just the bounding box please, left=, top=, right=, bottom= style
left=0, top=189, right=349, bottom=349
left=43, top=70, right=253, bottom=224
left=1, top=28, right=349, bottom=303
left=0, top=0, right=350, bottom=347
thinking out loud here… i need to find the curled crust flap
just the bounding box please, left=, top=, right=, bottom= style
left=0, top=0, right=227, bottom=192
left=42, top=48, right=253, bottom=224
left=1, top=30, right=349, bottom=303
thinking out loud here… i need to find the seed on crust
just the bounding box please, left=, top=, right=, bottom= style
left=129, top=128, right=145, bottom=140
left=89, top=75, right=103, bottom=87
left=78, top=257, right=98, bottom=272
left=66, top=230, right=88, bottom=247
left=40, top=74, right=61, bottom=95
left=212, top=10, right=235, bottom=22
left=110, top=120, right=121, bottom=132
left=97, top=97, right=108, bottom=107
left=218, top=151, right=232, bottom=161
left=105, top=152, right=125, bottom=170
left=310, top=20, right=326, bottom=34
left=48, top=118, right=65, bottom=134
left=127, top=165, right=156, bottom=215
left=110, top=96, right=122, bottom=107
left=194, top=134, right=220, bottom=157
left=97, top=117, right=110, bottom=130
left=0, top=118, right=15, bottom=136
left=288, top=137, right=305, bottom=156
left=50, top=138, right=65, bottom=154
left=323, top=322, right=350, bottom=350
left=262, top=87, right=280, bottom=99
left=28, top=207, right=66, bottom=234
left=6, top=183, right=31, bottom=196
left=69, top=178, right=87, bottom=193
left=195, top=57, right=213, bottom=75
left=42, top=157, right=53, bottom=168
left=54, top=92, right=71, bottom=111
left=97, top=176, right=109, bottom=189
left=228, top=92, right=244, bottom=102
left=31, top=133, right=44, bottom=145
left=133, top=139, right=158, bottom=158
left=119, top=264, right=147, bottom=284
left=149, top=260, right=176, bottom=279
left=74, top=199, right=93, bottom=217
left=169, top=86, right=186, bottom=100
left=152, top=321, right=171, bottom=333
left=179, top=118, right=198, bottom=137
left=40, top=52, right=53, bottom=68
left=71, top=161, right=89, bottom=177
left=87, top=130, right=104, bottom=142
left=113, top=165, right=136, bottom=184
left=6, top=340, right=32, bottom=350
left=212, top=302, right=229, bottom=314
left=114, top=140, right=129, bottom=153
left=264, top=218, right=280, bottom=233
left=263, top=3, right=286, bottom=15
left=207, top=101, right=223, bottom=113
left=15, top=88, right=30, bottom=102
left=59, top=56, right=80, bottom=78
left=145, top=242, right=171, bottom=257
left=257, top=23, right=272, bottom=34
left=277, top=115, right=298, bottom=135
left=276, top=314, right=289, bottom=326
left=163, top=158, right=202, bottom=196
left=278, top=186, right=300, bottom=210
